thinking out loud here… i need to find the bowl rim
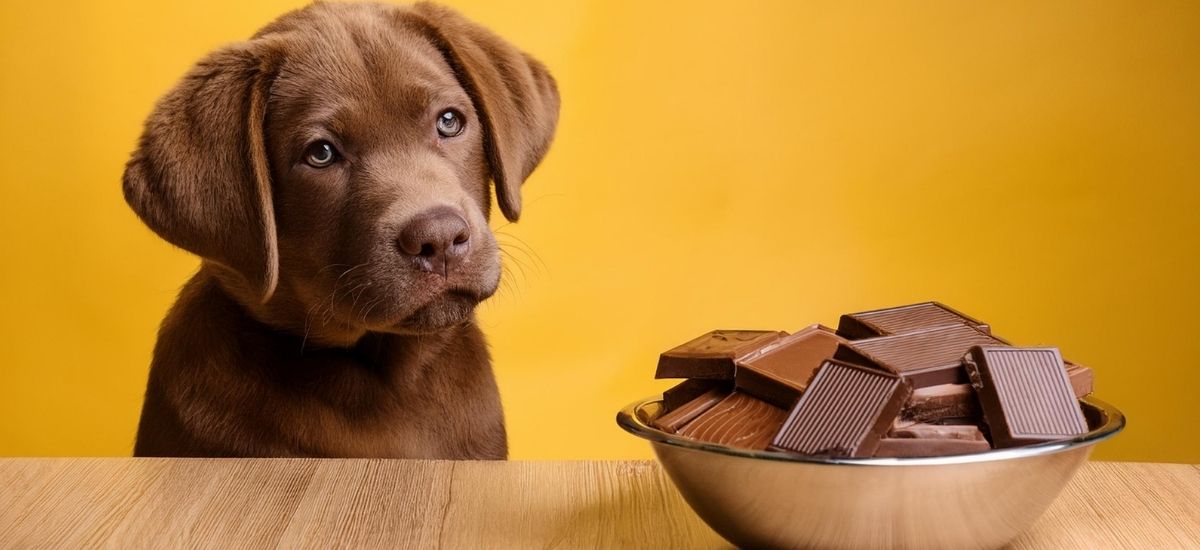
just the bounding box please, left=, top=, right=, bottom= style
left=616, top=394, right=1125, bottom=466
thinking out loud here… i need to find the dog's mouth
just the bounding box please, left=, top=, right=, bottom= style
left=313, top=246, right=502, bottom=335
left=393, top=288, right=486, bottom=333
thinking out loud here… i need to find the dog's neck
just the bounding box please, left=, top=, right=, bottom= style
left=176, top=267, right=481, bottom=401
left=200, top=263, right=456, bottom=351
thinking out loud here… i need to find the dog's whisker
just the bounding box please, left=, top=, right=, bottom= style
left=499, top=251, right=534, bottom=295
left=318, top=287, right=341, bottom=328
left=492, top=228, right=548, bottom=282
left=309, top=262, right=373, bottom=334
left=362, top=297, right=385, bottom=324
left=503, top=244, right=547, bottom=277
left=497, top=260, right=516, bottom=285
left=497, top=243, right=535, bottom=277
left=498, top=248, right=530, bottom=281
left=300, top=283, right=343, bottom=352
left=314, top=263, right=352, bottom=277
left=333, top=262, right=370, bottom=289
left=347, top=281, right=372, bottom=315
left=493, top=230, right=548, bottom=270
left=355, top=285, right=378, bottom=323
left=494, top=263, right=525, bottom=301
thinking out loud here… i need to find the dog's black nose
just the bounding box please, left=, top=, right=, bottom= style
left=397, top=207, right=471, bottom=275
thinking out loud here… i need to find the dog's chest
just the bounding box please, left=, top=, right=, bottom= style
left=266, top=341, right=504, bottom=459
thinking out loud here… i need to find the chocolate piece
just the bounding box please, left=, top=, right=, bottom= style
left=655, top=330, right=785, bottom=379
left=1065, top=363, right=1094, bottom=397
left=877, top=420, right=990, bottom=456
left=837, top=301, right=991, bottom=340
left=769, top=359, right=911, bottom=457
left=674, top=392, right=788, bottom=450
left=963, top=346, right=1088, bottom=448
left=734, top=324, right=846, bottom=408
left=662, top=379, right=732, bottom=412
left=929, top=417, right=981, bottom=426
left=889, top=421, right=986, bottom=441
left=834, top=324, right=1006, bottom=388
left=874, top=437, right=991, bottom=457
left=901, top=383, right=980, bottom=422
left=651, top=388, right=728, bottom=433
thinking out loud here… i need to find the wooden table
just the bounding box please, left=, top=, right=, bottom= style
left=1, top=459, right=1197, bottom=548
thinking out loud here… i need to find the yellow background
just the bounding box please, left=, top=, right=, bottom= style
left=1, top=0, right=1197, bottom=463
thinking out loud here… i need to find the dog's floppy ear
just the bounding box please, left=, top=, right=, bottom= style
left=123, top=39, right=282, bottom=302
left=409, top=2, right=560, bottom=222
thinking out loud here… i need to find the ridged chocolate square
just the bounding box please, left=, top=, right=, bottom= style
left=655, top=330, right=786, bottom=379
left=834, top=324, right=1005, bottom=388
left=674, top=392, right=788, bottom=450
left=963, top=346, right=1088, bottom=448
left=769, top=359, right=911, bottom=457
left=734, top=324, right=846, bottom=408
left=837, top=302, right=990, bottom=340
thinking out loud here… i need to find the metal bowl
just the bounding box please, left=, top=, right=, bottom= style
left=617, top=395, right=1124, bottom=550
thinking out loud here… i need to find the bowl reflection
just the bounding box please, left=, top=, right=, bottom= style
left=617, top=395, right=1124, bottom=550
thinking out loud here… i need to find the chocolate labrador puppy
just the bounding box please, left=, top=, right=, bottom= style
left=123, top=2, right=558, bottom=458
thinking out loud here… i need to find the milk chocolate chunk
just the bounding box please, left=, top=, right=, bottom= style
left=674, top=392, right=788, bottom=450
left=1066, top=363, right=1094, bottom=397
left=834, top=324, right=1006, bottom=388
left=901, top=383, right=980, bottom=422
left=929, top=417, right=981, bottom=426
left=655, top=330, right=785, bottom=379
left=662, top=379, right=732, bottom=412
left=890, top=421, right=986, bottom=441
left=963, top=346, right=1087, bottom=448
left=874, top=437, right=991, bottom=457
left=837, top=301, right=991, bottom=340
left=877, top=420, right=990, bottom=457
left=652, top=388, right=728, bottom=433
left=734, top=325, right=846, bottom=408
left=769, top=359, right=911, bottom=457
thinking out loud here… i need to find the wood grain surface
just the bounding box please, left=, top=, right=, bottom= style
left=1, top=459, right=1197, bottom=548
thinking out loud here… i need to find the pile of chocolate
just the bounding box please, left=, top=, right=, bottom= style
left=651, top=302, right=1094, bottom=458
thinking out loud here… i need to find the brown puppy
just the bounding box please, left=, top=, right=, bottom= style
left=122, top=2, right=558, bottom=458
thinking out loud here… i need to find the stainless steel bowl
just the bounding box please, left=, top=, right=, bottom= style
left=617, top=395, right=1124, bottom=550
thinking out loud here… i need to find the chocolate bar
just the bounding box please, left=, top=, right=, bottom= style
left=834, top=324, right=1006, bottom=388
left=674, top=392, right=788, bottom=450
left=662, top=378, right=732, bottom=412
left=769, top=359, right=911, bottom=457
left=963, top=346, right=1088, bottom=448
left=655, top=330, right=785, bottom=379
left=837, top=301, right=990, bottom=340
left=651, top=388, right=728, bottom=433
left=734, top=325, right=846, bottom=408
left=900, top=383, right=980, bottom=422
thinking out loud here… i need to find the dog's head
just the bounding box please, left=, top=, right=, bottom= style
left=123, top=2, right=558, bottom=339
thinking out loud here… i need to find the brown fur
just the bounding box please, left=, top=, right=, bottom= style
left=122, top=2, right=559, bottom=458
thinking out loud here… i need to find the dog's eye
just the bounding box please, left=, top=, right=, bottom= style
left=304, top=141, right=338, bottom=168
left=436, top=109, right=465, bottom=138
